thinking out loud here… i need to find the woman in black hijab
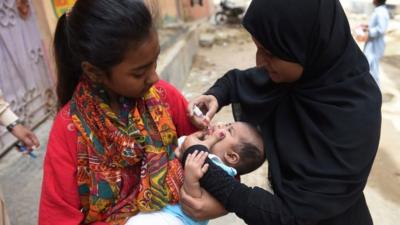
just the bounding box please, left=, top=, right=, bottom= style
left=180, top=0, right=381, bottom=224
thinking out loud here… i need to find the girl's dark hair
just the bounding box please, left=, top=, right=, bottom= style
left=54, top=0, right=153, bottom=107
left=376, top=0, right=386, bottom=5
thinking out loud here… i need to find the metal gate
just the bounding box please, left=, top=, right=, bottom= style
left=0, top=0, right=55, bottom=155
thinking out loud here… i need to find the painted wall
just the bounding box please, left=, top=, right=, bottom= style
left=158, top=0, right=181, bottom=23
left=32, top=0, right=68, bottom=36
left=156, top=0, right=214, bottom=23
left=181, top=0, right=214, bottom=21
left=32, top=0, right=58, bottom=82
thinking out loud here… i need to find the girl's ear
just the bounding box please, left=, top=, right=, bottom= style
left=224, top=151, right=240, bottom=166
left=81, top=61, right=106, bottom=83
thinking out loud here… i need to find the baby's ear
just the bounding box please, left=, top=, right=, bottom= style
left=224, top=151, right=240, bottom=165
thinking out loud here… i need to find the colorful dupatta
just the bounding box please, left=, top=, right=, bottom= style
left=70, top=79, right=183, bottom=224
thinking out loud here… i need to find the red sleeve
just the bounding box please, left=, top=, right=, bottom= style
left=155, top=80, right=197, bottom=136
left=38, top=105, right=93, bottom=225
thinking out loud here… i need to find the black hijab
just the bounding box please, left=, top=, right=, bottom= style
left=231, top=0, right=381, bottom=220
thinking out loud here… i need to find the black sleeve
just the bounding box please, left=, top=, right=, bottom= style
left=204, top=69, right=242, bottom=109
left=182, top=146, right=298, bottom=225
left=204, top=68, right=279, bottom=124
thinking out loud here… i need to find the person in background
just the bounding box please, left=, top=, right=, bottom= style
left=0, top=90, right=40, bottom=149
left=363, top=0, right=390, bottom=85
left=0, top=88, right=40, bottom=225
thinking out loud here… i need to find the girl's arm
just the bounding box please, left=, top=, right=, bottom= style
left=38, top=108, right=92, bottom=225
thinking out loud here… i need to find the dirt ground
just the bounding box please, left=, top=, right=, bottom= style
left=181, top=23, right=400, bottom=224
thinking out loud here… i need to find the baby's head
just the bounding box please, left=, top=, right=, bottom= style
left=209, top=122, right=265, bottom=175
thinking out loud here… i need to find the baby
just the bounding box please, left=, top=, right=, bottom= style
left=126, top=121, right=265, bottom=225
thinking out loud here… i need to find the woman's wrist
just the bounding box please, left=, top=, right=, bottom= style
left=203, top=93, right=222, bottom=109
left=183, top=181, right=203, bottom=198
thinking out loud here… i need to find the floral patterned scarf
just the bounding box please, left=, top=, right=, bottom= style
left=70, top=79, right=183, bottom=225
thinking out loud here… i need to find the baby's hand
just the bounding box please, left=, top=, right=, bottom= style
left=184, top=150, right=209, bottom=184
left=174, top=145, right=183, bottom=160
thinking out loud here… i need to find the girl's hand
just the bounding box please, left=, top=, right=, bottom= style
left=188, top=95, right=219, bottom=129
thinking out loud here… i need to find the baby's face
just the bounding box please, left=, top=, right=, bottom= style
left=207, top=122, right=249, bottom=160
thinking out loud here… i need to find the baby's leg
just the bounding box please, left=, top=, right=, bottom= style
left=125, top=211, right=184, bottom=225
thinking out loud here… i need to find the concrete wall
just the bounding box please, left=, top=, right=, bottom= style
left=158, top=25, right=199, bottom=89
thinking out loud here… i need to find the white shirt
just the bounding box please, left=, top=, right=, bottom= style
left=0, top=89, right=18, bottom=127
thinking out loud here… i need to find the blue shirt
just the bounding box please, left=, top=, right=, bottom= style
left=162, top=154, right=237, bottom=225
left=364, top=5, right=390, bottom=59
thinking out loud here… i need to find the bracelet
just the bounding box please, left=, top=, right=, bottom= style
left=6, top=120, right=21, bottom=132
